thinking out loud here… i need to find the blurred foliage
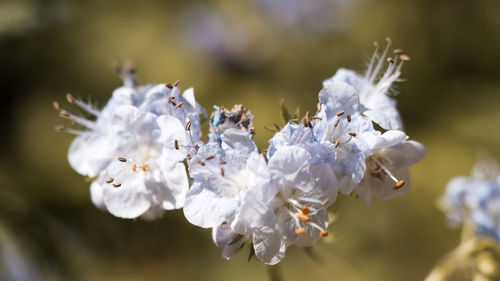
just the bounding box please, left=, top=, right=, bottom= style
left=0, top=0, right=500, bottom=280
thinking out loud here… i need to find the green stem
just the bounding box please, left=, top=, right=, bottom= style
left=267, top=264, right=284, bottom=281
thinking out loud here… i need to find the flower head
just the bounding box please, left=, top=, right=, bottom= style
left=209, top=104, right=255, bottom=143
left=322, top=38, right=409, bottom=130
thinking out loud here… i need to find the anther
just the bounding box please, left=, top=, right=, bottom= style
left=399, top=55, right=410, bottom=61
left=301, top=206, right=310, bottom=215
left=141, top=165, right=150, bottom=172
left=205, top=155, right=215, bottom=161
left=168, top=99, right=177, bottom=106
left=54, top=125, right=65, bottom=132
left=194, top=145, right=199, bottom=151
left=66, top=93, right=75, bottom=103
left=174, top=140, right=179, bottom=150
left=168, top=96, right=175, bottom=100
left=334, top=118, right=340, bottom=128
left=132, top=164, right=137, bottom=172
left=334, top=140, right=340, bottom=148
left=113, top=183, right=121, bottom=188
left=347, top=114, right=351, bottom=122
left=321, top=198, right=330, bottom=206
left=373, top=41, right=380, bottom=49
left=393, top=49, right=404, bottom=54
left=320, top=230, right=329, bottom=237
left=317, top=103, right=322, bottom=113
left=59, top=110, right=70, bottom=118
left=197, top=160, right=205, bottom=166
left=219, top=161, right=227, bottom=165
left=53, top=101, right=60, bottom=111
left=348, top=132, right=357, bottom=137
left=387, top=57, right=395, bottom=64
left=176, top=102, right=184, bottom=108
left=386, top=37, right=392, bottom=46
left=295, top=228, right=306, bottom=235
left=165, top=83, right=173, bottom=89
left=174, top=80, right=181, bottom=87
left=220, top=168, right=225, bottom=176
left=186, top=120, right=192, bottom=131
left=392, top=180, right=406, bottom=190
left=118, top=157, right=127, bottom=162
left=336, top=110, right=345, bottom=117
left=312, top=116, right=322, bottom=121
left=106, top=177, right=114, bottom=183
left=295, top=212, right=310, bottom=222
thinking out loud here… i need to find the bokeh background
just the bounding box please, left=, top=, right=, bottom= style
left=1, top=0, right=500, bottom=280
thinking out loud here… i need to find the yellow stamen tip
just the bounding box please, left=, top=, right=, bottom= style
left=141, top=165, right=150, bottom=172
left=392, top=180, right=406, bottom=190
left=295, top=212, right=310, bottom=222
left=295, top=228, right=306, bottom=235
left=320, top=230, right=329, bottom=237
left=301, top=206, right=310, bottom=215
left=131, top=164, right=137, bottom=172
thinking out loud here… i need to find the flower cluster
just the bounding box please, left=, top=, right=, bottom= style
left=55, top=40, right=425, bottom=264
left=440, top=159, right=500, bottom=242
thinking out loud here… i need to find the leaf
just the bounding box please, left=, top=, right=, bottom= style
left=279, top=99, right=291, bottom=125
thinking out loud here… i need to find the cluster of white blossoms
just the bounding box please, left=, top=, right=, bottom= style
left=55, top=40, right=425, bottom=264
left=440, top=159, right=500, bottom=242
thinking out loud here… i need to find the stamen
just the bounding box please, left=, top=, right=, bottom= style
left=176, top=102, right=184, bottom=108
left=168, top=96, right=175, bottom=100
left=320, top=230, right=329, bottom=237
left=387, top=57, right=395, bottom=64
left=106, top=177, right=114, bottom=183
left=174, top=140, right=179, bottom=150
left=168, top=99, right=177, bottom=106
left=220, top=168, right=225, bottom=176
left=334, top=118, right=340, bottom=128
left=186, top=153, right=192, bottom=160
left=194, top=144, right=199, bottom=151
left=141, top=165, right=150, bottom=172
left=186, top=120, right=192, bottom=131
left=392, top=180, right=406, bottom=190
left=348, top=132, right=356, bottom=137
left=219, top=161, right=227, bottom=165
left=301, top=206, right=310, bottom=215
left=295, top=212, right=310, bottom=222
left=347, top=114, right=351, bottom=122
left=386, top=37, right=392, bottom=46
left=295, top=228, right=306, bottom=235
left=205, top=155, right=215, bottom=161
left=165, top=83, right=173, bottom=89
left=118, top=157, right=127, bottom=162
left=334, top=140, right=340, bottom=148
left=113, top=183, right=121, bottom=188
left=312, top=116, right=322, bottom=120
left=59, top=109, right=95, bottom=129
left=393, top=49, right=404, bottom=54
left=336, top=110, right=344, bottom=117
left=174, top=80, right=181, bottom=87
left=317, top=103, right=322, bottom=113
left=132, top=164, right=137, bottom=172
left=321, top=198, right=330, bottom=206
left=399, top=55, right=410, bottom=62
left=373, top=41, right=380, bottom=49
left=66, top=93, right=75, bottom=103
left=66, top=93, right=100, bottom=116
left=53, top=101, right=60, bottom=111
left=197, top=160, right=205, bottom=166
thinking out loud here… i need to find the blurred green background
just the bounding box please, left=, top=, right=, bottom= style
left=1, top=0, right=500, bottom=280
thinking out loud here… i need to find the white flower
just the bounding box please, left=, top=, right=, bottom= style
left=89, top=105, right=190, bottom=219
left=313, top=80, right=376, bottom=194
left=183, top=128, right=268, bottom=229
left=356, top=130, right=425, bottom=205
left=212, top=224, right=250, bottom=260
left=323, top=38, right=409, bottom=130
left=236, top=146, right=336, bottom=264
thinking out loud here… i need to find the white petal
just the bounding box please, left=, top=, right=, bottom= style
left=212, top=224, right=246, bottom=260
left=253, top=226, right=286, bottom=265
left=323, top=68, right=365, bottom=92
left=221, top=129, right=257, bottom=156
left=318, top=80, right=359, bottom=119
left=90, top=180, right=107, bottom=211
left=183, top=182, right=239, bottom=228
left=159, top=160, right=189, bottom=209
left=102, top=176, right=151, bottom=219
left=380, top=140, right=426, bottom=167
left=268, top=146, right=313, bottom=192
